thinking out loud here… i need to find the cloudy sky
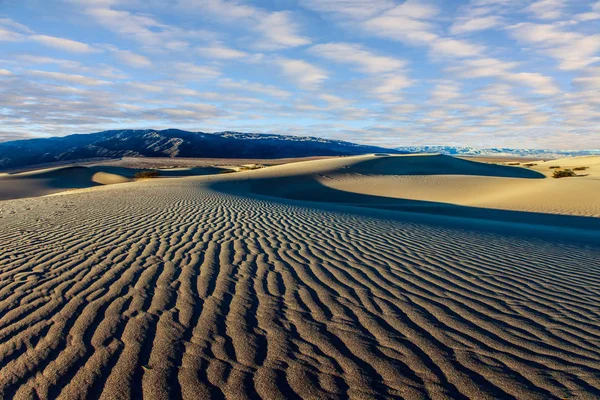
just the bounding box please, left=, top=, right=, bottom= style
left=1, top=0, right=599, bottom=149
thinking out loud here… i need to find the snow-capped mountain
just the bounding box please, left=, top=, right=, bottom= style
left=0, top=129, right=404, bottom=170
left=395, top=146, right=600, bottom=158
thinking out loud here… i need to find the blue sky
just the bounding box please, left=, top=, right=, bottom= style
left=1, top=0, right=599, bottom=149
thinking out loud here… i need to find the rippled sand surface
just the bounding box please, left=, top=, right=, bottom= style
left=1, top=155, right=599, bottom=399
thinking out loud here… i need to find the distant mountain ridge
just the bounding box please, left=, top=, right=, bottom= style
left=0, top=129, right=403, bottom=170
left=395, top=146, right=600, bottom=158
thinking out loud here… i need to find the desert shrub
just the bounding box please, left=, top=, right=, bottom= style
left=239, top=165, right=264, bottom=171
left=548, top=166, right=560, bottom=169
left=553, top=169, right=576, bottom=178
left=134, top=170, right=159, bottom=179
left=573, top=166, right=589, bottom=171
left=219, top=169, right=236, bottom=174
left=507, top=162, right=520, bottom=165
left=523, top=163, right=537, bottom=167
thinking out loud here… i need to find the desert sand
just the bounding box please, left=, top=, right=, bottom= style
left=0, top=166, right=133, bottom=201
left=0, top=156, right=335, bottom=201
left=225, top=154, right=600, bottom=221
left=0, top=154, right=599, bottom=399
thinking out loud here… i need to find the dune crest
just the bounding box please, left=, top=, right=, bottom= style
left=0, top=166, right=126, bottom=201
left=219, top=154, right=600, bottom=219
left=0, top=163, right=225, bottom=201
left=91, top=171, right=131, bottom=185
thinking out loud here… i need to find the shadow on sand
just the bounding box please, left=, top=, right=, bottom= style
left=210, top=156, right=598, bottom=233
left=327, top=154, right=546, bottom=179
left=0, top=165, right=225, bottom=201
left=88, top=165, right=224, bottom=178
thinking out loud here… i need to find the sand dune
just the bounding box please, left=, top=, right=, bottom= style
left=0, top=154, right=599, bottom=399
left=0, top=156, right=337, bottom=202
left=229, top=154, right=600, bottom=219
left=0, top=164, right=228, bottom=201
left=0, top=166, right=131, bottom=201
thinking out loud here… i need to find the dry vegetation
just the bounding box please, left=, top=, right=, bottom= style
left=238, top=164, right=265, bottom=171
left=553, top=169, right=577, bottom=178
left=134, top=170, right=159, bottom=179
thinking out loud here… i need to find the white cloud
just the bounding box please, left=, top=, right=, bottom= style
left=0, top=18, right=32, bottom=41
left=127, top=82, right=164, bottom=92
left=253, top=11, right=310, bottom=50
left=504, top=72, right=560, bottom=95
left=112, top=49, right=152, bottom=68
left=509, top=23, right=600, bottom=70
left=14, top=54, right=128, bottom=80
left=0, top=69, right=13, bottom=76
left=173, top=62, right=221, bottom=80
left=450, top=15, right=502, bottom=35
left=180, top=0, right=309, bottom=50
left=0, top=27, right=24, bottom=41
left=369, top=74, right=412, bottom=103
left=361, top=1, right=439, bottom=45
left=15, top=55, right=80, bottom=68
left=219, top=78, right=291, bottom=99
left=198, top=45, right=249, bottom=60
left=298, top=0, right=394, bottom=19
left=170, top=87, right=202, bottom=97
left=430, top=38, right=483, bottom=58
left=310, top=42, right=406, bottom=74
left=276, top=58, right=328, bottom=89
left=477, top=83, right=541, bottom=114
left=430, top=82, right=461, bottom=102
left=358, top=2, right=484, bottom=61
left=448, top=57, right=560, bottom=96
left=27, top=70, right=111, bottom=86
left=30, top=35, right=96, bottom=53
left=572, top=68, right=600, bottom=90
left=0, top=18, right=33, bottom=33
left=449, top=58, right=518, bottom=78
left=149, top=104, right=221, bottom=120
left=527, top=0, right=565, bottom=20
left=573, top=1, right=600, bottom=21
left=319, top=93, right=354, bottom=109
left=77, top=3, right=212, bottom=52
left=181, top=0, right=256, bottom=20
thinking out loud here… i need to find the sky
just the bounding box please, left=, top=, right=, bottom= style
left=0, top=0, right=599, bottom=149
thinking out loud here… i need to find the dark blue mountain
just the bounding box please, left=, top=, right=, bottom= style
left=0, top=129, right=403, bottom=169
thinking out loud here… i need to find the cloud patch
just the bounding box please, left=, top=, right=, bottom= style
left=276, top=58, right=328, bottom=89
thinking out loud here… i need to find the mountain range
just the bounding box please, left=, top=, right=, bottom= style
left=5, top=130, right=597, bottom=171
left=395, top=146, right=600, bottom=158
left=0, top=129, right=402, bottom=170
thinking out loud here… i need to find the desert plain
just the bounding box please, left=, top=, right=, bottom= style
left=0, top=154, right=599, bottom=399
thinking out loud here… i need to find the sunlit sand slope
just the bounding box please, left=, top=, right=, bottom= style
left=238, top=154, right=600, bottom=218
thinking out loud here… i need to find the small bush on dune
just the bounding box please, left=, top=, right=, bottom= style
left=573, top=166, right=589, bottom=171
left=553, top=169, right=576, bottom=178
left=523, top=163, right=537, bottom=167
left=549, top=165, right=560, bottom=169
left=134, top=170, right=159, bottom=179
left=507, top=162, right=520, bottom=165
left=240, top=165, right=263, bottom=171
